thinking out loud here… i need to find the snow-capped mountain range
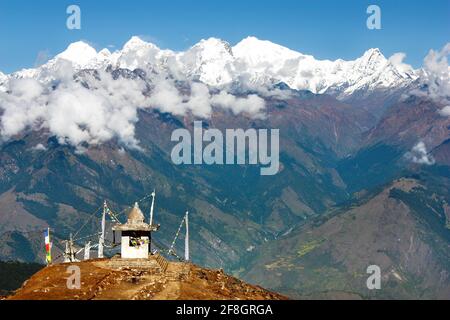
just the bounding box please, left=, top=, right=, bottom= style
left=2, top=36, right=419, bottom=100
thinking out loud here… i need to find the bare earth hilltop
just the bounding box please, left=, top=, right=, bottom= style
left=7, top=256, right=287, bottom=300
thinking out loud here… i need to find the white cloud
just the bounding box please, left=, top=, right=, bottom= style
left=32, top=143, right=47, bottom=151
left=405, top=141, right=435, bottom=165
left=0, top=68, right=147, bottom=150
left=146, top=78, right=185, bottom=115
left=211, top=91, right=266, bottom=118
left=146, top=78, right=212, bottom=118
left=0, top=78, right=47, bottom=138
left=411, top=43, right=450, bottom=105
left=0, top=64, right=267, bottom=150
left=146, top=77, right=266, bottom=119
left=388, top=52, right=414, bottom=75
left=439, top=105, right=450, bottom=116
left=184, top=82, right=213, bottom=118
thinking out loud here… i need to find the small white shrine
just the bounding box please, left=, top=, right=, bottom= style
left=112, top=202, right=159, bottom=259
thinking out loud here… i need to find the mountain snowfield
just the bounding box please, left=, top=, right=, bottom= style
left=1, top=36, right=448, bottom=150
left=3, top=36, right=420, bottom=99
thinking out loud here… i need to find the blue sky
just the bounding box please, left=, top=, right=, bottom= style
left=0, top=0, right=448, bottom=73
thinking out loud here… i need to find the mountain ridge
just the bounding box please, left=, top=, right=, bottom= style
left=4, top=36, right=419, bottom=104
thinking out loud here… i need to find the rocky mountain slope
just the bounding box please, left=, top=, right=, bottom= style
left=0, top=85, right=374, bottom=268
left=241, top=177, right=450, bottom=299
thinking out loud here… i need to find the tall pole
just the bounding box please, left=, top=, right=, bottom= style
left=69, top=233, right=75, bottom=262
left=44, top=227, right=52, bottom=265
left=98, top=201, right=107, bottom=258
left=84, top=241, right=91, bottom=260
left=149, top=190, right=156, bottom=226
left=185, top=211, right=189, bottom=262
left=64, top=240, right=70, bottom=263
left=148, top=191, right=156, bottom=254
left=49, top=228, right=52, bottom=265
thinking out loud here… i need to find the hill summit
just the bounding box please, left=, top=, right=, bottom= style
left=7, top=255, right=287, bottom=300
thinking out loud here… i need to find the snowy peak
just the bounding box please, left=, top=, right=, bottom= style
left=234, top=36, right=301, bottom=57
left=53, top=42, right=119, bottom=71
left=361, top=48, right=386, bottom=61
left=98, top=48, right=112, bottom=58
left=2, top=35, right=419, bottom=100
left=233, top=36, right=302, bottom=65
left=354, top=48, right=388, bottom=73
left=188, top=38, right=234, bottom=60
left=117, top=36, right=166, bottom=70
left=230, top=36, right=306, bottom=88
left=178, top=38, right=235, bottom=86
left=0, top=71, right=6, bottom=92
left=122, top=36, right=158, bottom=51
left=55, top=41, right=98, bottom=67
